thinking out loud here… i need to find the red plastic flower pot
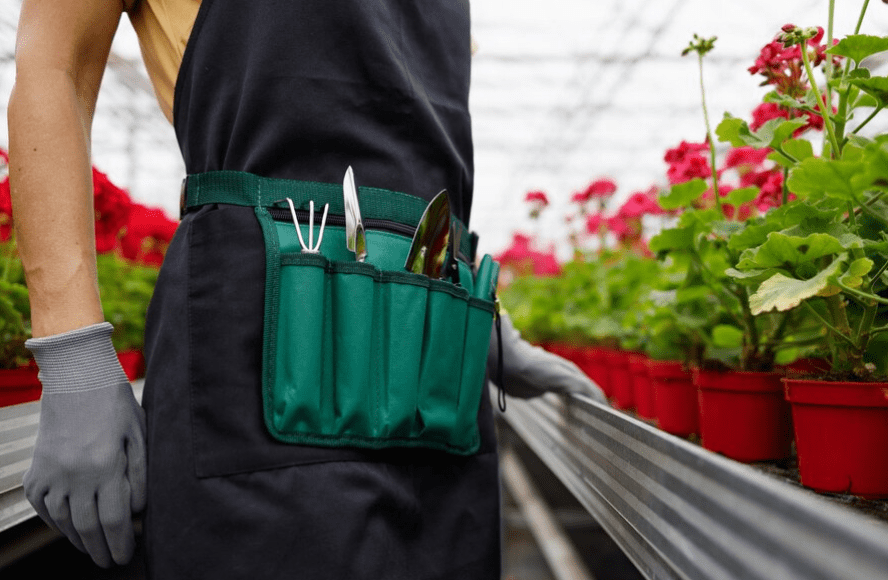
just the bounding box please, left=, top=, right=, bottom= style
left=117, top=350, right=146, bottom=381
left=0, top=366, right=42, bottom=407
left=694, top=369, right=792, bottom=462
left=784, top=378, right=888, bottom=498
left=605, top=349, right=635, bottom=410
left=628, top=353, right=655, bottom=419
left=646, top=359, right=698, bottom=437
left=579, top=347, right=612, bottom=397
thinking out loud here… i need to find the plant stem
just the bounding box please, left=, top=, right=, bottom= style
left=825, top=0, right=836, bottom=123
left=804, top=299, right=857, bottom=348
left=801, top=42, right=842, bottom=157
left=868, top=258, right=888, bottom=291
left=781, top=167, right=790, bottom=206
left=854, top=0, right=870, bottom=34
left=851, top=105, right=884, bottom=135
left=698, top=53, right=721, bottom=212
left=838, top=281, right=888, bottom=305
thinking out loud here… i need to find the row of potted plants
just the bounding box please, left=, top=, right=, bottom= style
left=0, top=148, right=175, bottom=407
left=498, top=1, right=888, bottom=498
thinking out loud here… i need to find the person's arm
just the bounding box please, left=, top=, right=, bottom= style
left=488, top=311, right=607, bottom=404
left=9, top=1, right=147, bottom=569
left=9, top=0, right=124, bottom=336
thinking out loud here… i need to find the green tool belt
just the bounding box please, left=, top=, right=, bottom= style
left=184, top=171, right=499, bottom=455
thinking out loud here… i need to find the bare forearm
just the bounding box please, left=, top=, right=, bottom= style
left=8, top=73, right=104, bottom=337
left=9, top=0, right=122, bottom=338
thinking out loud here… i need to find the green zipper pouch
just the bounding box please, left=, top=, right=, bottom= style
left=252, top=196, right=497, bottom=455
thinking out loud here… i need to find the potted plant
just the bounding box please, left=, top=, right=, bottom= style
left=722, top=3, right=888, bottom=495
left=646, top=33, right=830, bottom=459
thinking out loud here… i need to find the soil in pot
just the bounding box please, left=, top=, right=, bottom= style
left=694, top=369, right=792, bottom=462
left=784, top=378, right=888, bottom=499
left=646, top=359, right=698, bottom=437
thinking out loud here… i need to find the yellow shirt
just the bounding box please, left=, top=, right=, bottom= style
left=126, top=0, right=202, bottom=123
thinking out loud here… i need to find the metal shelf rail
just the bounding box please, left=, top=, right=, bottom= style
left=5, top=384, right=888, bottom=578
left=0, top=400, right=38, bottom=534
left=501, top=391, right=888, bottom=580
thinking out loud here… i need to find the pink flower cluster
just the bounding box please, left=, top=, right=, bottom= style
left=664, top=141, right=712, bottom=185
left=524, top=189, right=550, bottom=220
left=572, top=178, right=617, bottom=204
left=584, top=185, right=663, bottom=254
left=748, top=25, right=838, bottom=98
left=495, top=233, right=562, bottom=277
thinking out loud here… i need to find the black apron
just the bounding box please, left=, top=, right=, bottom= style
left=140, top=1, right=501, bottom=578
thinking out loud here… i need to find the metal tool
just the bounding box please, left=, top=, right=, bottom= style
left=405, top=190, right=451, bottom=277
left=343, top=166, right=367, bottom=262
left=442, top=220, right=462, bottom=284
left=285, top=197, right=329, bottom=253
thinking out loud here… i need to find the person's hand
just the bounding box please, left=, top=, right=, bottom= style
left=23, top=322, right=147, bottom=568
left=488, top=311, right=607, bottom=403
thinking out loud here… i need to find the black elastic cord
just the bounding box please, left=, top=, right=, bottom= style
left=495, top=306, right=506, bottom=413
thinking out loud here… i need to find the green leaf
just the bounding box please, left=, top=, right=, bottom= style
left=787, top=156, right=864, bottom=202
left=716, top=114, right=750, bottom=147
left=737, top=232, right=846, bottom=270
left=839, top=257, right=873, bottom=288
left=725, top=267, right=777, bottom=286
left=749, top=259, right=845, bottom=314
left=711, top=324, right=744, bottom=348
left=827, top=35, right=888, bottom=65
left=782, top=138, right=815, bottom=163
left=848, top=76, right=888, bottom=108
left=723, top=186, right=758, bottom=207
left=659, top=178, right=708, bottom=210
left=675, top=285, right=714, bottom=304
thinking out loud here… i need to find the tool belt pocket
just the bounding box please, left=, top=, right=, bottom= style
left=256, top=206, right=496, bottom=455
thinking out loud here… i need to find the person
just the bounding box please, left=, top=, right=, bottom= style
left=8, top=0, right=606, bottom=577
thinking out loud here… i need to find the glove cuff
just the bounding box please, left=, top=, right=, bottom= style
left=26, top=322, right=130, bottom=395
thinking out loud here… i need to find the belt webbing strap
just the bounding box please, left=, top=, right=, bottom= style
left=182, top=171, right=478, bottom=260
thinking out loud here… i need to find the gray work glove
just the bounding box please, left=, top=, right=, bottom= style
left=487, top=310, right=607, bottom=404
left=23, top=322, right=147, bottom=568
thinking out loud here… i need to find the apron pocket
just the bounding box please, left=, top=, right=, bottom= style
left=256, top=205, right=496, bottom=455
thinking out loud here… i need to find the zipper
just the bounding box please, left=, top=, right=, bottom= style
left=268, top=207, right=416, bottom=238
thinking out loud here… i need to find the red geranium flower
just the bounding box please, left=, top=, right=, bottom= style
left=0, top=176, right=11, bottom=242
left=586, top=178, right=617, bottom=198
left=524, top=190, right=549, bottom=205
left=585, top=212, right=604, bottom=235
left=120, top=203, right=179, bottom=266
left=92, top=168, right=133, bottom=253
left=495, top=233, right=562, bottom=277
left=617, top=188, right=664, bottom=219
left=664, top=140, right=709, bottom=164
left=724, top=146, right=771, bottom=170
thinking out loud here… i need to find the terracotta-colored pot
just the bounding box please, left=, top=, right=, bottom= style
left=118, top=350, right=146, bottom=381
left=647, top=359, right=698, bottom=437
left=784, top=378, right=888, bottom=498
left=0, top=365, right=42, bottom=407
left=628, top=353, right=654, bottom=419
left=604, top=350, right=634, bottom=410
left=694, top=369, right=792, bottom=462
